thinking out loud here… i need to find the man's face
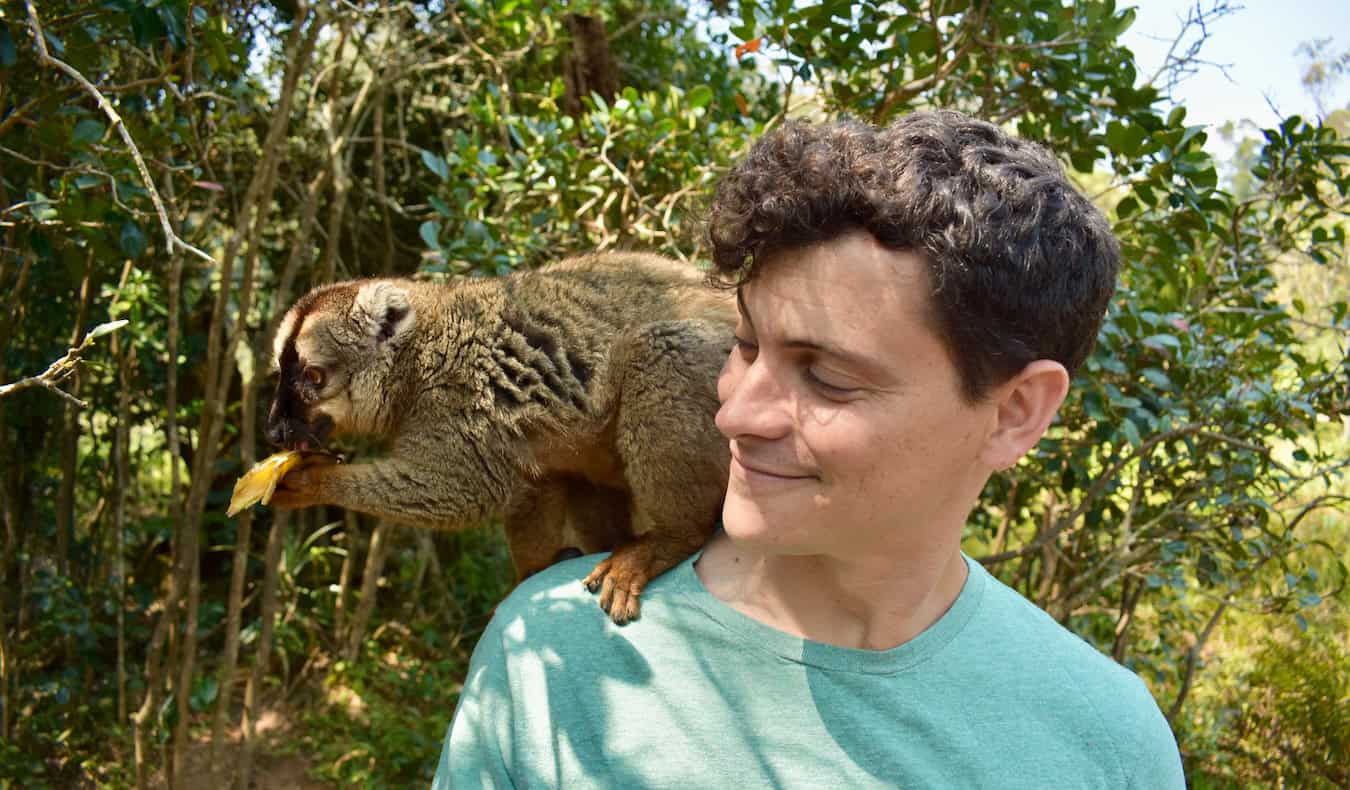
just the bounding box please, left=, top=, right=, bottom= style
left=715, top=231, right=1000, bottom=561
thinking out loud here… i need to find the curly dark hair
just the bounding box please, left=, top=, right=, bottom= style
left=705, top=110, right=1120, bottom=402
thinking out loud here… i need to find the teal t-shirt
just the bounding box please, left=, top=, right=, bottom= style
left=434, top=552, right=1185, bottom=788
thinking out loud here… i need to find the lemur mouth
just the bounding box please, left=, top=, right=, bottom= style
left=287, top=415, right=335, bottom=453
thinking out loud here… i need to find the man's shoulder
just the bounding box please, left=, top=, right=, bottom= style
left=972, top=563, right=1147, bottom=688
left=952, top=563, right=1183, bottom=784
left=486, top=554, right=608, bottom=636
left=484, top=553, right=697, bottom=648
left=964, top=562, right=1177, bottom=754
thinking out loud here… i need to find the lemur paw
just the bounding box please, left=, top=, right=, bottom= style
left=584, top=553, right=647, bottom=625
left=270, top=454, right=340, bottom=510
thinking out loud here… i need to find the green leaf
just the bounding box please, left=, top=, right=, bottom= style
left=1140, top=367, right=1171, bottom=390
left=129, top=6, right=163, bottom=48
left=159, top=4, right=186, bottom=48
left=1119, top=418, right=1142, bottom=448
left=0, top=24, right=16, bottom=68
left=28, top=192, right=58, bottom=222
left=1141, top=333, right=1181, bottom=350
left=119, top=221, right=147, bottom=259
left=190, top=676, right=218, bottom=712
left=688, top=85, right=714, bottom=110
left=420, top=150, right=450, bottom=182
left=86, top=320, right=129, bottom=341
left=1110, top=8, right=1137, bottom=36
left=42, top=30, right=65, bottom=57
left=464, top=220, right=488, bottom=243
left=71, top=119, right=106, bottom=146
left=427, top=195, right=452, bottom=217
left=418, top=220, right=441, bottom=251
left=1299, top=593, right=1322, bottom=607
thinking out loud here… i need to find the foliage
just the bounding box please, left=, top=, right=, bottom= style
left=295, top=626, right=471, bottom=787
left=1223, top=613, right=1349, bottom=788
left=1183, top=602, right=1350, bottom=789
left=0, top=0, right=1346, bottom=787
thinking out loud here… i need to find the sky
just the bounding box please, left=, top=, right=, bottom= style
left=1121, top=0, right=1350, bottom=146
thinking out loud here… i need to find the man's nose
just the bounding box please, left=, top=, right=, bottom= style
left=715, top=356, right=792, bottom=440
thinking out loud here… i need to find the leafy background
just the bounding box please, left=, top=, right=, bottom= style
left=0, top=1, right=1346, bottom=787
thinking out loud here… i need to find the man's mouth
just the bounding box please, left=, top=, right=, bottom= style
left=730, top=453, right=814, bottom=482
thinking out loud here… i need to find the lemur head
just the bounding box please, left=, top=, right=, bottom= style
left=266, top=280, right=417, bottom=450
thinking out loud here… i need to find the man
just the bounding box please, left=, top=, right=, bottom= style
left=433, top=110, right=1186, bottom=788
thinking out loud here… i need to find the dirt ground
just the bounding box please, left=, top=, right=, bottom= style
left=151, top=709, right=334, bottom=790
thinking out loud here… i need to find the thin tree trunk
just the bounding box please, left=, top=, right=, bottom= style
left=407, top=530, right=432, bottom=614
left=411, top=529, right=460, bottom=625
left=0, top=582, right=9, bottom=742
left=1111, top=578, right=1144, bottom=663
left=319, top=19, right=354, bottom=283
left=55, top=265, right=94, bottom=580
left=345, top=521, right=393, bottom=661
left=113, top=289, right=134, bottom=724
left=210, top=372, right=258, bottom=769
left=237, top=512, right=290, bottom=790
left=134, top=13, right=322, bottom=786
left=334, top=512, right=361, bottom=641
left=132, top=593, right=172, bottom=790
left=373, top=85, right=395, bottom=276
left=1167, top=600, right=1229, bottom=724
left=210, top=107, right=331, bottom=774
left=171, top=524, right=203, bottom=790
left=135, top=215, right=184, bottom=790
left=0, top=209, right=19, bottom=745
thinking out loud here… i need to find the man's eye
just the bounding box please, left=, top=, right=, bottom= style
left=303, top=366, right=325, bottom=388
left=807, top=369, right=857, bottom=397
left=733, top=336, right=758, bottom=359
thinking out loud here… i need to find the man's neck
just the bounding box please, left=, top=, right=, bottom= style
left=694, top=531, right=969, bottom=651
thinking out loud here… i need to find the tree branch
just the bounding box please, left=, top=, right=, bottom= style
left=23, top=0, right=214, bottom=265
left=0, top=320, right=128, bottom=407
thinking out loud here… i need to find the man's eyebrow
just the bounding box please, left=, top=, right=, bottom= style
left=736, top=287, right=887, bottom=378
left=781, top=337, right=884, bottom=377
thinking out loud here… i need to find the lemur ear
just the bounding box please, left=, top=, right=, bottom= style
left=352, top=281, right=416, bottom=346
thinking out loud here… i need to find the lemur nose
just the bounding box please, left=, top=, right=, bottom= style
left=265, top=403, right=287, bottom=446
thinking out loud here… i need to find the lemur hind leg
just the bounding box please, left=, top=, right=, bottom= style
left=584, top=320, right=731, bottom=624
left=503, top=481, right=572, bottom=581
left=505, top=478, right=632, bottom=581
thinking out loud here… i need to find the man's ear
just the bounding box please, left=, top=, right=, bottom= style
left=352, top=281, right=416, bottom=346
left=979, top=359, right=1070, bottom=471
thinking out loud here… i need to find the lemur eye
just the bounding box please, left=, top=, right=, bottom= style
left=302, top=366, right=325, bottom=388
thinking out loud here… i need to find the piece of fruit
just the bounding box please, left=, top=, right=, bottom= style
left=226, top=451, right=305, bottom=517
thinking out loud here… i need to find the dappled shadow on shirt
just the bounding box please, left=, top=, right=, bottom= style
left=474, top=572, right=848, bottom=787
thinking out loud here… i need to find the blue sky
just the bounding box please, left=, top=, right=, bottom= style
left=1122, top=0, right=1350, bottom=139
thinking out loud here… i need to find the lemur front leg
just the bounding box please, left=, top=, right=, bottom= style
left=270, top=448, right=510, bottom=533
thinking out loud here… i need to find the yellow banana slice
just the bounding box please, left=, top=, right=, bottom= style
left=227, top=450, right=305, bottom=517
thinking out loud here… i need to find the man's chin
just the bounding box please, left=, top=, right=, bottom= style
left=720, top=498, right=782, bottom=545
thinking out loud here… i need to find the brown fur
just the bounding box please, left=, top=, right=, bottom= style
left=265, top=253, right=735, bottom=623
